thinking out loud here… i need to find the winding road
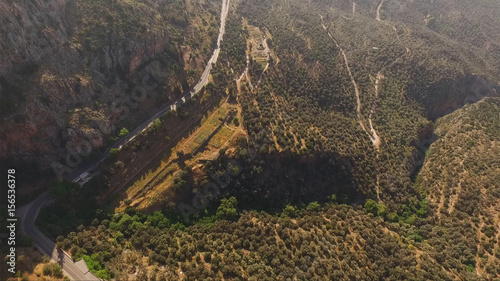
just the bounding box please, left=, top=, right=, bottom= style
left=18, top=0, right=231, bottom=279
left=18, top=193, right=98, bottom=280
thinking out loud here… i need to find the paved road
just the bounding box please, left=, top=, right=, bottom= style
left=19, top=193, right=99, bottom=280
left=19, top=0, right=231, bottom=280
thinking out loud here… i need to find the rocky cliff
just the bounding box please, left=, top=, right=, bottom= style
left=424, top=75, right=500, bottom=120
left=0, top=0, right=220, bottom=180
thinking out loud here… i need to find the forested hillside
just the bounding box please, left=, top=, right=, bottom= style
left=56, top=204, right=453, bottom=281
left=13, top=0, right=500, bottom=280
left=417, top=97, right=500, bottom=279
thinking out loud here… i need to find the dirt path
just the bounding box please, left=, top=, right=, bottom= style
left=376, top=0, right=385, bottom=22
left=392, top=26, right=400, bottom=40
left=256, top=38, right=270, bottom=86
left=320, top=16, right=369, bottom=135
left=254, top=31, right=271, bottom=87
left=320, top=15, right=383, bottom=201
left=245, top=56, right=255, bottom=90
left=370, top=72, right=383, bottom=201
left=236, top=55, right=254, bottom=91
left=367, top=44, right=411, bottom=202
left=320, top=15, right=381, bottom=147
left=236, top=65, right=247, bottom=92
left=369, top=72, right=382, bottom=150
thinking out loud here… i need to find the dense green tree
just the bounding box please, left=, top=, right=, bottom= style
left=216, top=197, right=239, bottom=221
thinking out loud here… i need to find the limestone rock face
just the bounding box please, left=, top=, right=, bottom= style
left=0, top=0, right=71, bottom=74
left=0, top=0, right=216, bottom=174
left=425, top=75, right=500, bottom=120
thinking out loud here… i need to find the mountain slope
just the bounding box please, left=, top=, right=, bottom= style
left=7, top=0, right=500, bottom=280
left=417, top=97, right=500, bottom=279
left=0, top=0, right=220, bottom=184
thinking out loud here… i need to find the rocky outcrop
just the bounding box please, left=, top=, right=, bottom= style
left=420, top=75, right=500, bottom=120
left=0, top=0, right=218, bottom=176
left=0, top=0, right=71, bottom=74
